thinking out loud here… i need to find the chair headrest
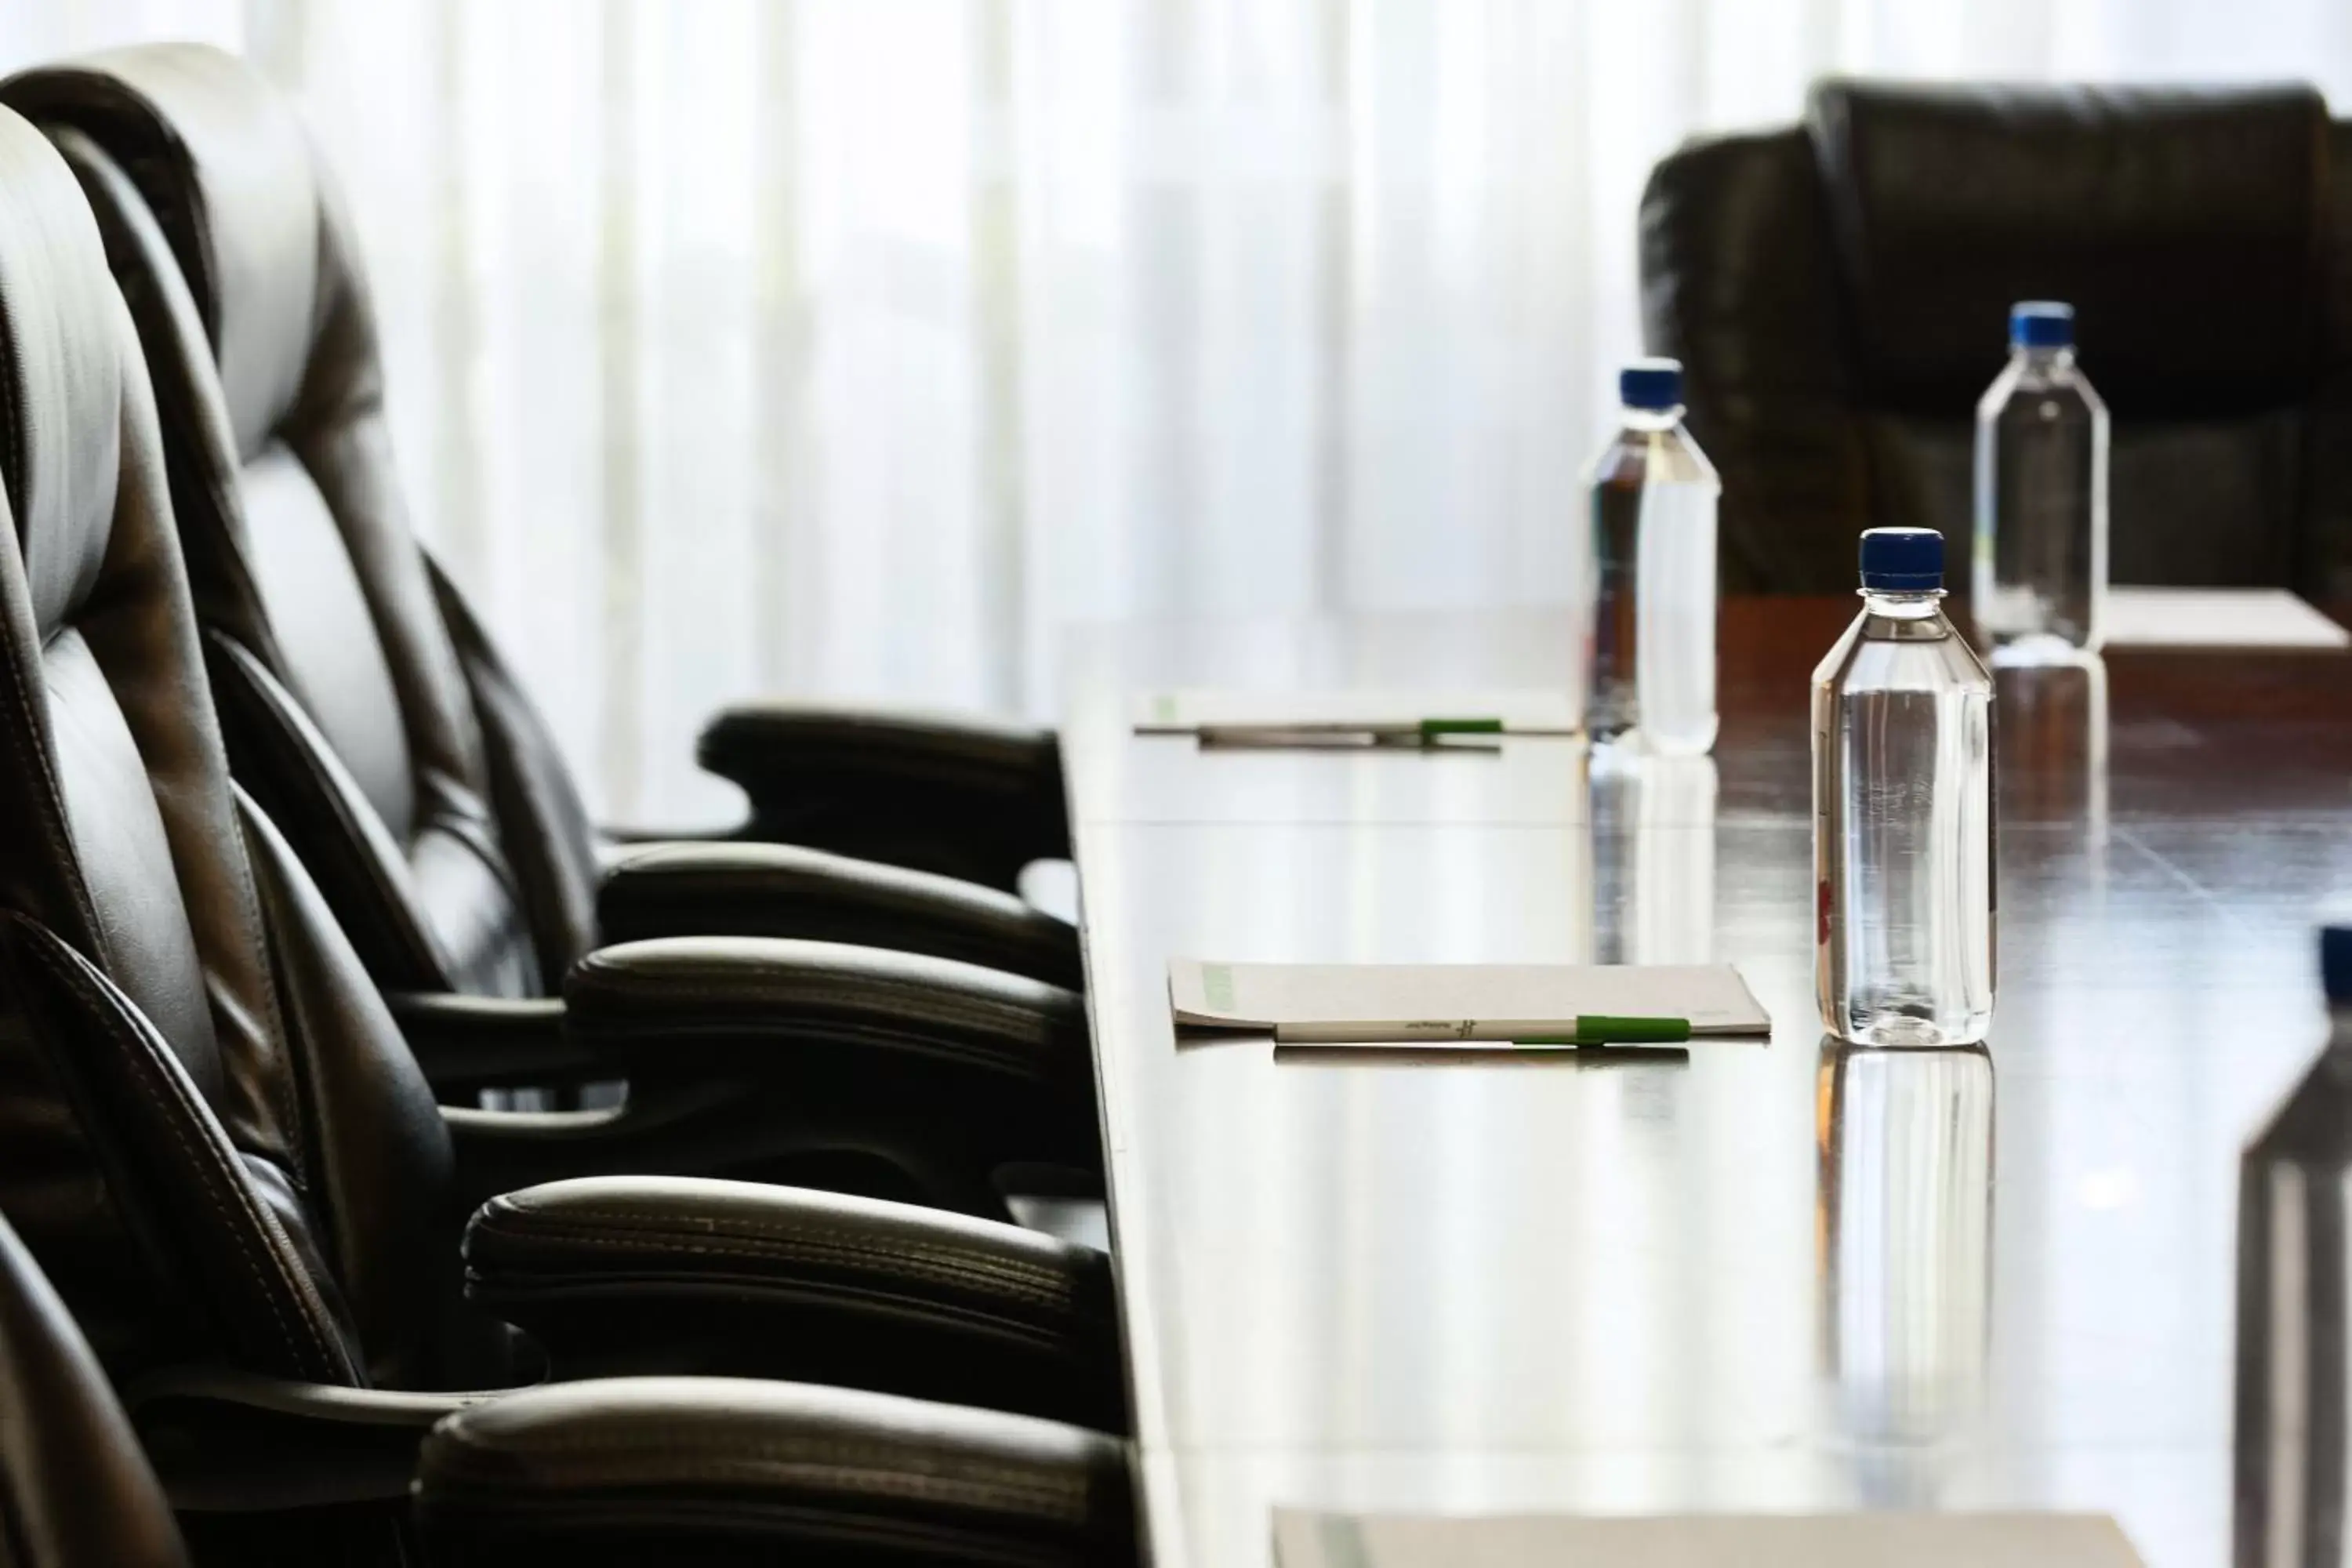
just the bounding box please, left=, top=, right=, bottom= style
left=0, top=103, right=126, bottom=640
left=3, top=43, right=321, bottom=463
left=1807, top=79, right=2333, bottom=415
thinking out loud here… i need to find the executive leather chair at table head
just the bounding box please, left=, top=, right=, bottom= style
left=1639, top=79, right=2352, bottom=601
left=0, top=1207, right=1135, bottom=1568
left=0, top=98, right=1124, bottom=1561
left=0, top=42, right=1083, bottom=1009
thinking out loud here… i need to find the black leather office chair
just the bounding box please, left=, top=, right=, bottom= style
left=0, top=99, right=1120, bottom=1567
left=0, top=44, right=1083, bottom=1011
left=1640, top=80, right=2352, bottom=600
left=0, top=1205, right=1134, bottom=1568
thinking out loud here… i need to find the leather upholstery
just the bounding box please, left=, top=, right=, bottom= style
left=702, top=704, right=1071, bottom=895
left=600, top=844, right=1085, bottom=989
left=0, top=1203, right=1131, bottom=1566
left=0, top=1211, right=189, bottom=1568
left=6, top=49, right=541, bottom=998
left=0, top=92, right=1113, bottom=1471
left=417, top=1375, right=1136, bottom=1567
left=467, top=1177, right=1123, bottom=1425
left=1641, top=81, right=2352, bottom=601
left=2, top=43, right=1078, bottom=1009
left=568, top=937, right=1091, bottom=1096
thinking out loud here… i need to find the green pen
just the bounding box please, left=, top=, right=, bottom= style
left=1511, top=1015, right=1693, bottom=1047
left=1195, top=716, right=1510, bottom=749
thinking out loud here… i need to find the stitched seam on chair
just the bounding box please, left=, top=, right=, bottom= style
left=430, top=1434, right=1089, bottom=1520
left=573, top=975, right=1075, bottom=1062
left=473, top=1214, right=1077, bottom=1315
left=218, top=637, right=451, bottom=988
left=35, top=931, right=346, bottom=1381
left=228, top=808, right=309, bottom=1194
left=0, top=631, right=109, bottom=960
left=487, top=1206, right=1076, bottom=1288
left=608, top=881, right=1062, bottom=955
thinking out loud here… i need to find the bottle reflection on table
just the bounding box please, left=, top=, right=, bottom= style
left=1588, top=747, right=1718, bottom=967
left=1817, top=1037, right=1996, bottom=1502
left=1994, top=654, right=2108, bottom=843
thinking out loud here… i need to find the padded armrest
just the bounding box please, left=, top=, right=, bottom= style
left=597, top=841, right=1083, bottom=988
left=387, top=992, right=589, bottom=1095
left=415, top=1376, right=1136, bottom=1566
left=125, top=1364, right=499, bottom=1511
left=566, top=937, right=1090, bottom=1097
left=696, top=703, right=1068, bottom=891
left=465, top=1176, right=1123, bottom=1428
left=430, top=938, right=1099, bottom=1214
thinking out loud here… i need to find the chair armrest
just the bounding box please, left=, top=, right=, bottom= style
left=696, top=703, right=1068, bottom=891
left=123, top=1364, right=500, bottom=1511
left=415, top=1376, right=1135, bottom=1566
left=597, top=841, right=1083, bottom=988
left=464, top=1176, right=1123, bottom=1428
left=386, top=992, right=590, bottom=1096
left=437, top=939, right=1098, bottom=1216
left=565, top=937, right=1091, bottom=1100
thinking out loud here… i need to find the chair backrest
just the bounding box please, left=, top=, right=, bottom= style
left=1641, top=80, right=2352, bottom=599
left=2, top=45, right=604, bottom=1000
left=0, top=1210, right=189, bottom=1568
left=0, top=98, right=466, bottom=1394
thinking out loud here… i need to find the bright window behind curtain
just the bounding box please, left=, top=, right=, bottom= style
left=3, top=0, right=2349, bottom=822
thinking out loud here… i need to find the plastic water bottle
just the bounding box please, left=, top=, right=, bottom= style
left=1973, top=300, right=2109, bottom=662
left=1581, top=358, right=1720, bottom=754
left=2234, top=920, right=2352, bottom=1567
left=1813, top=528, right=1995, bottom=1047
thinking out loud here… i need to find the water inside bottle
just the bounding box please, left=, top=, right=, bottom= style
left=1584, top=415, right=1718, bottom=753
left=1815, top=595, right=1995, bottom=1047
left=1974, top=348, right=2107, bottom=660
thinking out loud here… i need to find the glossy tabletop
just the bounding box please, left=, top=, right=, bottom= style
left=1059, top=597, right=2352, bottom=1568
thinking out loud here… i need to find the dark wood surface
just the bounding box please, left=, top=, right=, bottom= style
left=1060, top=598, right=2352, bottom=1568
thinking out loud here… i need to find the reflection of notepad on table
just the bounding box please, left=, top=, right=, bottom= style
left=1169, top=960, right=1769, bottom=1047
left=2103, top=586, right=2349, bottom=649
left=1134, top=689, right=1579, bottom=742
left=1272, top=1510, right=2144, bottom=1568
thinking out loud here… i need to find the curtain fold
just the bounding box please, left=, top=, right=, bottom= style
left=3, top=0, right=2347, bottom=821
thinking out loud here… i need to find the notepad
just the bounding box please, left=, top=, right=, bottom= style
left=1271, top=1510, right=2145, bottom=1568
left=1168, top=960, right=1769, bottom=1045
left=1134, top=688, right=1580, bottom=739
left=2103, top=586, right=2348, bottom=650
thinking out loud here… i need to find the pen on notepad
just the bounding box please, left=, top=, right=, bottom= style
left=1512, top=1015, right=1692, bottom=1046
left=1273, top=1014, right=1697, bottom=1046
left=1194, top=717, right=1507, bottom=749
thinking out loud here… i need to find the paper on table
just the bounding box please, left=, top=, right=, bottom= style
left=1271, top=1510, right=2145, bottom=1568
left=1133, top=688, right=1580, bottom=735
left=1169, top=960, right=1769, bottom=1044
left=2102, top=586, right=2348, bottom=650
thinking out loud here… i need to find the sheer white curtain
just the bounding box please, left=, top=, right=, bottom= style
left=4, top=0, right=2349, bottom=821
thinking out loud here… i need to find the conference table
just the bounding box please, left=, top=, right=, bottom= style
left=1057, top=596, right=2352, bottom=1568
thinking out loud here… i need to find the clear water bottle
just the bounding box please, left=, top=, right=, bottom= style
left=1973, top=300, right=2110, bottom=662
left=2234, top=921, right=2352, bottom=1568
left=1582, top=358, right=1720, bottom=754
left=1813, top=528, right=1995, bottom=1047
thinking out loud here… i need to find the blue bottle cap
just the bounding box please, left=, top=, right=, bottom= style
left=2325, top=923, right=2352, bottom=1006
left=1858, top=527, right=1944, bottom=593
left=1620, top=358, right=1684, bottom=412
left=2010, top=300, right=2074, bottom=350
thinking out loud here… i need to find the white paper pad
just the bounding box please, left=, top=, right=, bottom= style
left=1134, top=688, right=1580, bottom=736
left=2102, top=586, right=2347, bottom=649
left=1272, top=1510, right=2144, bottom=1568
left=1169, top=960, right=1769, bottom=1044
